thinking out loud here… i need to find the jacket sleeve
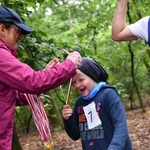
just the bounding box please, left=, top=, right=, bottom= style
left=15, top=91, right=28, bottom=106
left=105, top=89, right=129, bottom=150
left=0, top=48, right=76, bottom=94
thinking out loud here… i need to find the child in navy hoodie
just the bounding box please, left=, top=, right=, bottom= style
left=62, top=57, right=132, bottom=150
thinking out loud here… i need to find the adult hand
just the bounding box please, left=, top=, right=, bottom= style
left=46, top=58, right=60, bottom=68
left=62, top=105, right=73, bottom=120
left=66, top=51, right=82, bottom=68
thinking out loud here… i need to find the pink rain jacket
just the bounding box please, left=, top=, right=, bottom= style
left=0, top=40, right=76, bottom=150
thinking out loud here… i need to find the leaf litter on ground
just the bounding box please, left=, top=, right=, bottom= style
left=19, top=107, right=150, bottom=150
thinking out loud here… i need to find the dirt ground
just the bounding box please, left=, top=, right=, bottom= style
left=19, top=107, right=150, bottom=150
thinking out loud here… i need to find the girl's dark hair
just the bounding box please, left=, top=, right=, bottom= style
left=0, top=22, right=13, bottom=29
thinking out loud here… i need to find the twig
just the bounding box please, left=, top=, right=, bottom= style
left=66, top=78, right=72, bottom=105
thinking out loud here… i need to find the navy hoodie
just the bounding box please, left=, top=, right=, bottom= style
left=63, top=85, right=132, bottom=150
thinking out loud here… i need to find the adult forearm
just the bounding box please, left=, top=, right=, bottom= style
left=112, top=0, right=128, bottom=40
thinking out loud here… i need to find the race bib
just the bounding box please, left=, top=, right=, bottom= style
left=83, top=101, right=101, bottom=129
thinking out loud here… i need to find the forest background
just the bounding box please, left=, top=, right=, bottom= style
left=1, top=0, right=150, bottom=149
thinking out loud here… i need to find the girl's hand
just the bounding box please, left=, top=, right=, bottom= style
left=46, top=58, right=60, bottom=68
left=62, top=105, right=73, bottom=120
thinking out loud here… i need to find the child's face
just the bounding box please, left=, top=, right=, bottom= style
left=72, top=70, right=97, bottom=96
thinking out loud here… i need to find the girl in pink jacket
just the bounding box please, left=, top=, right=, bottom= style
left=0, top=6, right=82, bottom=150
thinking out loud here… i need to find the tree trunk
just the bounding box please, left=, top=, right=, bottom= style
left=128, top=42, right=145, bottom=112
left=127, top=6, right=145, bottom=112
left=45, top=91, right=64, bottom=132
left=12, top=124, right=22, bottom=150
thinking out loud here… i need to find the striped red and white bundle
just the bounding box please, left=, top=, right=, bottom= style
left=24, top=93, right=52, bottom=142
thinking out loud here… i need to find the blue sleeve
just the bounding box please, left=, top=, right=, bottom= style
left=63, top=108, right=80, bottom=140
left=106, top=89, right=129, bottom=150
left=148, top=17, right=150, bottom=46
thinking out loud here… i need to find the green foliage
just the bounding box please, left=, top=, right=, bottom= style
left=15, top=106, right=33, bottom=132
left=2, top=0, right=150, bottom=130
